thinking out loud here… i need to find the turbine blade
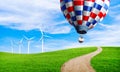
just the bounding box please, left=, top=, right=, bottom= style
left=43, top=35, right=52, bottom=38
left=20, top=38, right=23, bottom=43
left=39, top=36, right=43, bottom=41
left=23, top=35, right=29, bottom=40
left=39, top=26, right=45, bottom=41
left=39, top=27, right=44, bottom=35
left=30, top=37, right=35, bottom=40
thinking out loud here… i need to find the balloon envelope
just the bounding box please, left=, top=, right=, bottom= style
left=60, top=0, right=110, bottom=34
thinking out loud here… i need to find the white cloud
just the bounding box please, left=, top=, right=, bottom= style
left=0, top=0, right=71, bottom=34
left=86, top=23, right=120, bottom=46
left=109, top=4, right=120, bottom=20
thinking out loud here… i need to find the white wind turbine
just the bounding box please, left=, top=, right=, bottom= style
left=39, top=27, right=52, bottom=53
left=18, top=38, right=23, bottom=54
left=24, top=36, right=34, bottom=54
left=10, top=40, right=14, bottom=53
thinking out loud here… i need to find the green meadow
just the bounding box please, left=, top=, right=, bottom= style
left=91, top=47, right=120, bottom=72
left=0, top=47, right=96, bottom=72
left=0, top=47, right=119, bottom=72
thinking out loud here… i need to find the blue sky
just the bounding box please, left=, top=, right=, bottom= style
left=0, top=0, right=120, bottom=53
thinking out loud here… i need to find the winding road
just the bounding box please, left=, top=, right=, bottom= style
left=61, top=47, right=102, bottom=72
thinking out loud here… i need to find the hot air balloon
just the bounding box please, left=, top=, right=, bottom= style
left=60, top=0, right=110, bottom=43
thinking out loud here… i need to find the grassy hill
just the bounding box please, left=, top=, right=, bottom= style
left=91, top=47, right=120, bottom=72
left=0, top=47, right=96, bottom=72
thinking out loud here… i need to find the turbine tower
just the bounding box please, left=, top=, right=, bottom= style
left=18, top=38, right=23, bottom=54
left=10, top=40, right=14, bottom=53
left=39, top=27, right=51, bottom=53
left=24, top=36, right=34, bottom=54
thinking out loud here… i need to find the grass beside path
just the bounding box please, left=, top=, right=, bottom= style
left=91, top=47, right=120, bottom=72
left=0, top=47, right=96, bottom=72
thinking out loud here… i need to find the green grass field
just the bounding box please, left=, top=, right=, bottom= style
left=0, top=47, right=96, bottom=72
left=91, top=47, right=120, bottom=72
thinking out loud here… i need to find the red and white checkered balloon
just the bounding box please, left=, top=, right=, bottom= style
left=60, top=0, right=110, bottom=34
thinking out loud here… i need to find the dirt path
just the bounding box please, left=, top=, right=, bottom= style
left=61, top=47, right=102, bottom=72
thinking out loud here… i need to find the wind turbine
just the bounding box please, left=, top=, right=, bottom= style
left=39, top=28, right=52, bottom=53
left=18, top=38, right=23, bottom=54
left=24, top=36, right=34, bottom=54
left=10, top=40, right=14, bottom=53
